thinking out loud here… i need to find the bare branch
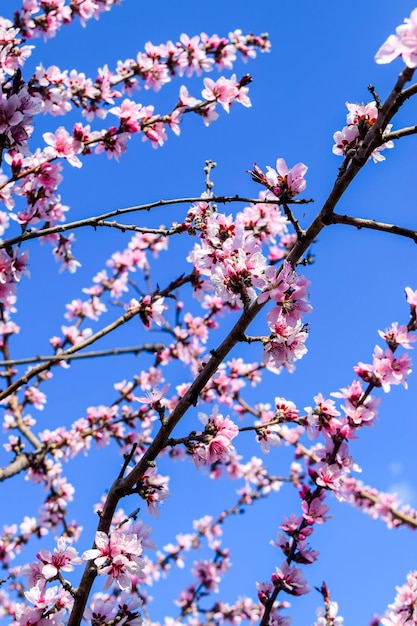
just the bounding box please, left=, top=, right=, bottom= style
left=281, top=202, right=304, bottom=238
left=0, top=305, right=142, bottom=402
left=328, top=213, right=417, bottom=243
left=0, top=195, right=313, bottom=250
left=383, top=124, right=417, bottom=141
left=0, top=344, right=165, bottom=368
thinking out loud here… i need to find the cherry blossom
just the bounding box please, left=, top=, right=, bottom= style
left=249, top=159, right=308, bottom=201
left=375, top=9, right=417, bottom=68
left=332, top=101, right=394, bottom=163
left=193, top=406, right=239, bottom=466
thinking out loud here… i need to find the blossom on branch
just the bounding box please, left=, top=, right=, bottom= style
left=249, top=158, right=308, bottom=201
left=193, top=406, right=239, bottom=466
left=332, top=101, right=394, bottom=163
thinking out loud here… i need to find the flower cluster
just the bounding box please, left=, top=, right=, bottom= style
left=0, top=247, right=29, bottom=302
left=0, top=20, right=270, bottom=301
left=332, top=101, right=394, bottom=163
left=378, top=571, right=417, bottom=625
left=193, top=406, right=239, bottom=467
left=27, top=31, right=269, bottom=120
left=82, top=527, right=145, bottom=591
left=14, top=1, right=122, bottom=39
left=261, top=260, right=311, bottom=372
left=256, top=300, right=416, bottom=623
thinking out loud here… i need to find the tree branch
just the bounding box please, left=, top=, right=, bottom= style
left=328, top=213, right=417, bottom=243
left=0, top=343, right=165, bottom=368
left=0, top=305, right=143, bottom=402
left=383, top=124, right=417, bottom=141
left=0, top=196, right=312, bottom=250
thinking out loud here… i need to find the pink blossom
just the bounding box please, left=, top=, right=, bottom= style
left=201, top=75, right=239, bottom=112
left=256, top=426, right=281, bottom=453
left=263, top=319, right=309, bottom=373
left=378, top=322, right=417, bottom=350
left=301, top=493, right=330, bottom=525
left=193, top=406, right=239, bottom=466
left=137, top=383, right=170, bottom=408
left=405, top=286, right=417, bottom=308
left=268, top=159, right=307, bottom=196
left=345, top=101, right=378, bottom=126
left=178, top=85, right=202, bottom=107
left=109, top=98, right=143, bottom=133
left=314, top=462, right=344, bottom=490
left=43, top=126, right=82, bottom=167
left=140, top=465, right=171, bottom=516
left=37, top=537, right=82, bottom=580
left=82, top=528, right=144, bottom=591
left=139, top=295, right=166, bottom=328
left=375, top=9, right=417, bottom=67
left=332, top=125, right=359, bottom=156
left=379, top=571, right=417, bottom=625
left=333, top=101, right=394, bottom=162
left=272, top=562, right=310, bottom=596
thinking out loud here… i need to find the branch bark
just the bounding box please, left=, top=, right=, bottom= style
left=329, top=213, right=417, bottom=243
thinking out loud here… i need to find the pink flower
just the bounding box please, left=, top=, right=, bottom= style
left=265, top=158, right=308, bottom=200
left=345, top=101, right=378, bottom=126
left=82, top=528, right=144, bottom=591
left=262, top=319, right=309, bottom=373
left=332, top=125, right=359, bottom=156
left=137, top=383, right=170, bottom=408
left=201, top=75, right=239, bottom=112
left=37, top=537, right=82, bottom=580
left=139, top=295, right=166, bottom=328
left=43, top=126, right=82, bottom=167
left=178, top=85, right=202, bottom=107
left=256, top=426, right=281, bottom=453
left=378, top=322, right=417, bottom=350
left=379, top=571, right=417, bottom=625
left=194, top=406, right=239, bottom=466
left=109, top=98, right=143, bottom=133
left=375, top=9, right=417, bottom=68
left=272, top=562, right=310, bottom=596
left=406, top=286, right=417, bottom=308
left=301, top=493, right=330, bottom=525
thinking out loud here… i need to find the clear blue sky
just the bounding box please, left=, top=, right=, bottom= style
left=3, top=2, right=417, bottom=624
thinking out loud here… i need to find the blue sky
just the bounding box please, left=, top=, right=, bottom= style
left=2, top=1, right=417, bottom=624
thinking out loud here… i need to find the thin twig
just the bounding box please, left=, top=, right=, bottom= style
left=0, top=195, right=313, bottom=250
left=0, top=305, right=142, bottom=402
left=0, top=343, right=165, bottom=368
left=281, top=202, right=304, bottom=238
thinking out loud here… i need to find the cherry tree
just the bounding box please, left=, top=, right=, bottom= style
left=0, top=2, right=416, bottom=625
